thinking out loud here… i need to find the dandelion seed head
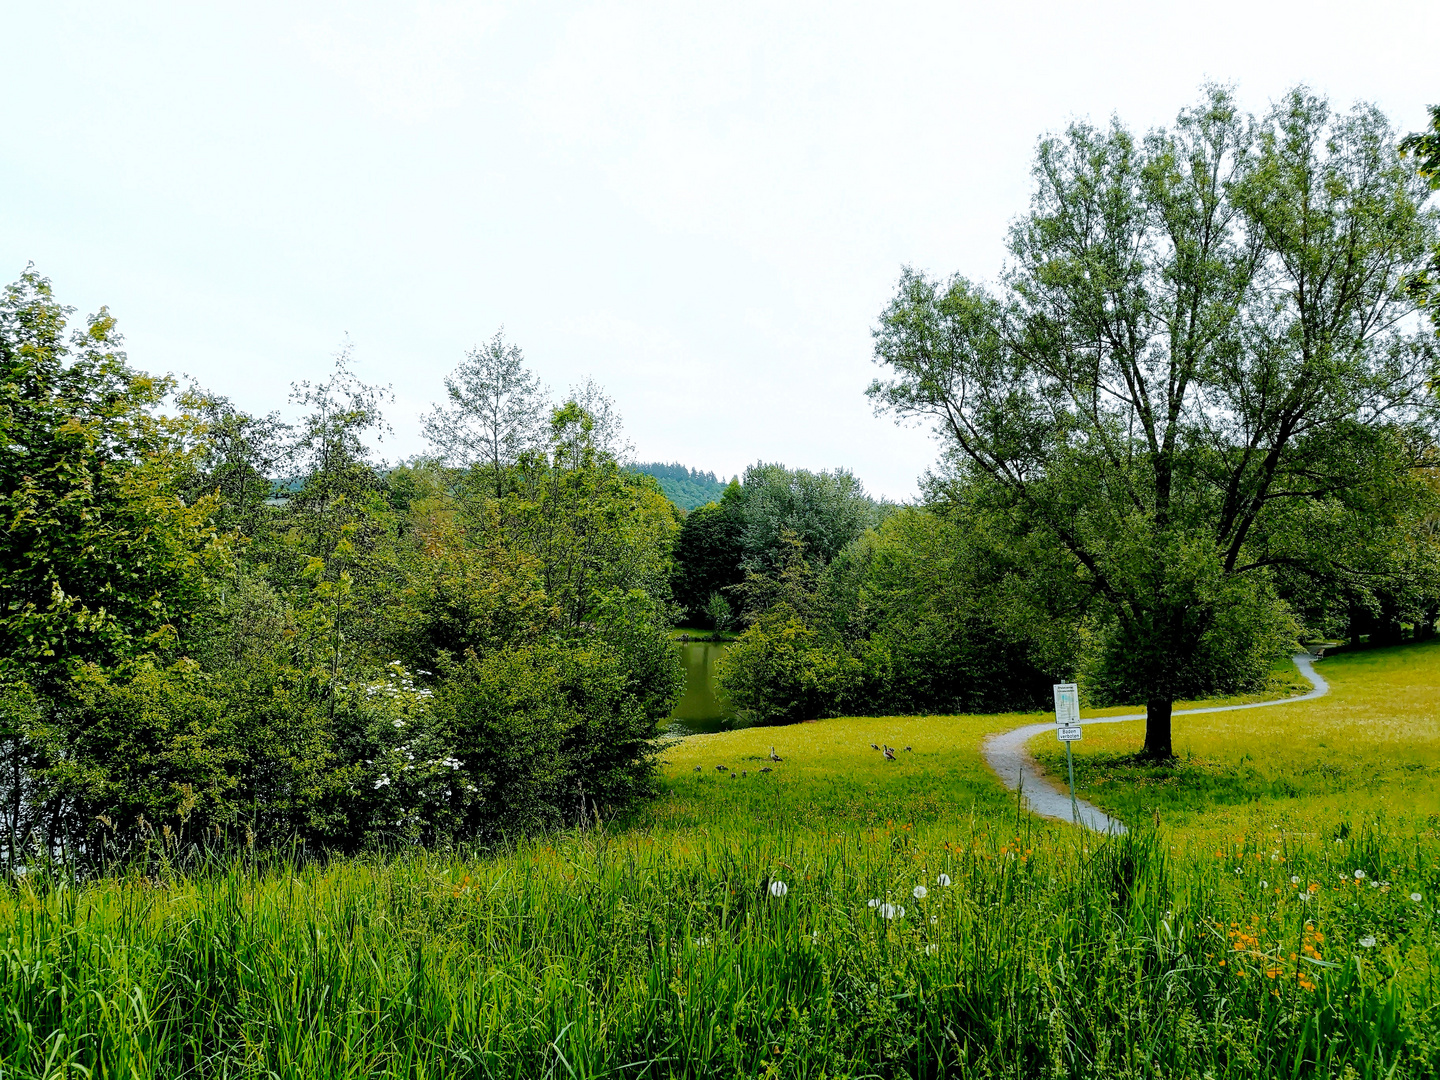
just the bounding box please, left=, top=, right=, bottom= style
left=913, top=885, right=928, bottom=899
left=936, top=873, right=952, bottom=887
left=1354, top=869, right=1366, bottom=880
left=769, top=880, right=788, bottom=899
left=1359, top=935, right=1376, bottom=948
left=1412, top=893, right=1423, bottom=902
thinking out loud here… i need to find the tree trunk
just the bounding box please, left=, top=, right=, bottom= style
left=1143, top=696, right=1174, bottom=759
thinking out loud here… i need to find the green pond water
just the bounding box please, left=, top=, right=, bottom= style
left=669, top=640, right=733, bottom=733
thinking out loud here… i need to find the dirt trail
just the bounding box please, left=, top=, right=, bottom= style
left=979, top=654, right=1330, bottom=834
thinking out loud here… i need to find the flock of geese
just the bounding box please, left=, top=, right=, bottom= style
left=871, top=742, right=912, bottom=759
left=697, top=742, right=913, bottom=777
left=694, top=745, right=784, bottom=779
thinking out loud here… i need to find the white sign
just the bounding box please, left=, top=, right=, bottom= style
left=1056, top=725, right=1082, bottom=742
left=1053, top=682, right=1080, bottom=726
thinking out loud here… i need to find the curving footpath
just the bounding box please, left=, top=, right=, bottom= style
left=980, top=654, right=1331, bottom=835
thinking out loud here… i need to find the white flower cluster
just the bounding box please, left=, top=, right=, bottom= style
left=863, top=874, right=954, bottom=921
left=361, top=662, right=435, bottom=702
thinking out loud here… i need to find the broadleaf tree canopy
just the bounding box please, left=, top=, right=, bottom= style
left=869, top=87, right=1440, bottom=757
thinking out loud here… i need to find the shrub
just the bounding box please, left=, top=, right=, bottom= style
left=431, top=642, right=663, bottom=835
left=716, top=615, right=864, bottom=724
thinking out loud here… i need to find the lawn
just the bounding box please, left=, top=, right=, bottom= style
left=6, top=645, right=1440, bottom=1077
left=649, top=711, right=1033, bottom=836
left=1030, top=641, right=1440, bottom=835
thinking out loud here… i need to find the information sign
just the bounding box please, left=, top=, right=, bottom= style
left=1053, top=682, right=1080, bottom=726
left=1052, top=682, right=1083, bottom=823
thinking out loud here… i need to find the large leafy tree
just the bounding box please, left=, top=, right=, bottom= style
left=870, top=88, right=1440, bottom=757
left=736, top=462, right=880, bottom=572
left=0, top=269, right=229, bottom=682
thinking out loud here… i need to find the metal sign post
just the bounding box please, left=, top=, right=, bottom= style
left=1053, top=683, right=1082, bottom=825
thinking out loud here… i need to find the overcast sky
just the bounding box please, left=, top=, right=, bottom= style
left=3, top=1, right=1436, bottom=498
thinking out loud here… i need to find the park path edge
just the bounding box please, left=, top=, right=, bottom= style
left=980, top=654, right=1331, bottom=835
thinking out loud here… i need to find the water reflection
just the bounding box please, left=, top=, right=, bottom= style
left=669, top=640, right=733, bottom=733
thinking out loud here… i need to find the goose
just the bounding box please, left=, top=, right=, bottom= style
left=769, top=746, right=783, bottom=762
left=883, top=745, right=897, bottom=761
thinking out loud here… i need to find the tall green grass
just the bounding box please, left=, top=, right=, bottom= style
left=4, top=818, right=1438, bottom=1078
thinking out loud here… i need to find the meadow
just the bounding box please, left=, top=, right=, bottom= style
left=1032, top=642, right=1440, bottom=835
left=5, top=644, right=1440, bottom=1078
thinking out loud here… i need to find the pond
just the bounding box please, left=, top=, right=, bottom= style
left=669, top=639, right=734, bottom=733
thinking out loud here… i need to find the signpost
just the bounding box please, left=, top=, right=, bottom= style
left=1053, top=682, right=1082, bottom=824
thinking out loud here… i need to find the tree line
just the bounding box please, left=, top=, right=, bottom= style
left=630, top=463, right=730, bottom=510
left=0, top=305, right=681, bottom=868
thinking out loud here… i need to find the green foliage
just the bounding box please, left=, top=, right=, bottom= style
left=0, top=679, right=42, bottom=865
left=421, top=328, right=548, bottom=486
left=631, top=461, right=728, bottom=509
left=669, top=464, right=881, bottom=626
left=827, top=508, right=1053, bottom=713
left=0, top=270, right=231, bottom=682
left=1400, top=104, right=1440, bottom=325
left=176, top=385, right=288, bottom=537
left=0, top=283, right=684, bottom=863
left=703, top=590, right=733, bottom=633
left=718, top=613, right=865, bottom=725
left=431, top=642, right=661, bottom=837
left=35, top=660, right=242, bottom=844
left=736, top=461, right=880, bottom=572
left=717, top=511, right=1054, bottom=723
left=669, top=482, right=746, bottom=624
left=870, top=87, right=1440, bottom=755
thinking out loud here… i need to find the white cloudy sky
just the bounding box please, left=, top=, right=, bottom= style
left=3, top=1, right=1436, bottom=498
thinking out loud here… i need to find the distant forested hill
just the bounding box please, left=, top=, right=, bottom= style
left=631, top=462, right=729, bottom=510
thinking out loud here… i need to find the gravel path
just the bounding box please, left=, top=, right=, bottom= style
left=980, top=654, right=1331, bottom=834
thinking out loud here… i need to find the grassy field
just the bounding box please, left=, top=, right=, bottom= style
left=4, top=644, right=1440, bottom=1077
left=1031, top=642, right=1440, bottom=835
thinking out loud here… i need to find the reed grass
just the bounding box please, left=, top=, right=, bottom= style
left=4, top=817, right=1439, bottom=1078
